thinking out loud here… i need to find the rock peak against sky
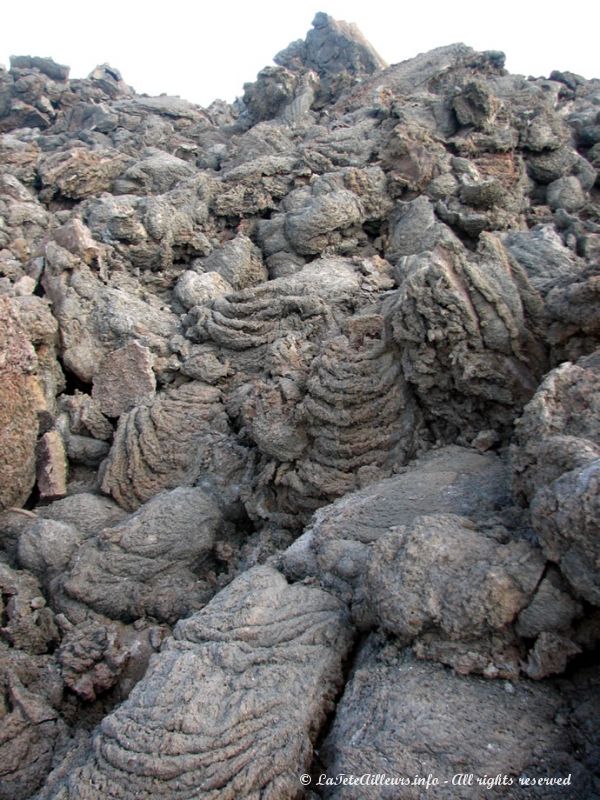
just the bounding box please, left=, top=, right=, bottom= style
left=1, top=1, right=598, bottom=105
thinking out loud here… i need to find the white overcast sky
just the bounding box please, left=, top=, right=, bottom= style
left=1, top=1, right=599, bottom=107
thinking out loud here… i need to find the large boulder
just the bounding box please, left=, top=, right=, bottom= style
left=511, top=351, right=600, bottom=503
left=320, top=637, right=596, bottom=799
left=283, top=443, right=586, bottom=678
left=39, top=566, right=353, bottom=800
left=60, top=487, right=223, bottom=623
left=363, top=513, right=544, bottom=642
left=283, top=445, right=512, bottom=594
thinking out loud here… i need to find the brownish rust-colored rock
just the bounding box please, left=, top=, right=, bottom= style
left=37, top=148, right=129, bottom=201
left=36, top=430, right=68, bottom=501
left=91, top=340, right=156, bottom=418
left=0, top=297, right=41, bottom=510
left=52, top=218, right=101, bottom=265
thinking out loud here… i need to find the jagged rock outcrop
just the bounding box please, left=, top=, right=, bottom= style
left=244, top=11, right=389, bottom=119
left=384, top=234, right=549, bottom=442
left=1, top=10, right=599, bottom=800
left=511, top=351, right=600, bottom=609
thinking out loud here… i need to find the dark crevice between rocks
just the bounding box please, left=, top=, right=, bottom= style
left=531, top=560, right=554, bottom=601
left=302, top=253, right=320, bottom=265
left=362, top=218, right=385, bottom=255
left=559, top=642, right=600, bottom=680
left=306, top=628, right=367, bottom=795
left=2, top=683, right=14, bottom=713
left=33, top=279, right=46, bottom=298
left=188, top=482, right=262, bottom=584
left=44, top=632, right=59, bottom=656
left=1, top=592, right=12, bottom=629
left=58, top=359, right=92, bottom=395
left=23, top=483, right=41, bottom=511
left=43, top=195, right=79, bottom=213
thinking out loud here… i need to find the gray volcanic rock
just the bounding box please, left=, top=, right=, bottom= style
left=242, top=66, right=302, bottom=125
left=501, top=225, right=584, bottom=294
left=0, top=174, right=51, bottom=275
left=512, top=351, right=600, bottom=503
left=185, top=256, right=392, bottom=353
left=37, top=148, right=130, bottom=201
left=9, top=56, right=69, bottom=82
left=112, top=150, right=197, bottom=195
left=385, top=196, right=458, bottom=261
left=0, top=561, right=59, bottom=654
left=531, top=457, right=600, bottom=605
left=0, top=665, right=66, bottom=800
left=282, top=445, right=511, bottom=593
left=546, top=272, right=600, bottom=360
left=287, top=12, right=387, bottom=76
left=42, top=240, right=179, bottom=384
left=284, top=326, right=420, bottom=513
left=174, top=269, right=233, bottom=309
left=282, top=443, right=589, bottom=679
left=320, top=638, right=596, bottom=799
left=100, top=381, right=245, bottom=512
left=0, top=560, right=64, bottom=800
left=38, top=566, right=353, bottom=800
left=1, top=11, right=600, bottom=800
left=274, top=12, right=387, bottom=106
left=229, top=303, right=422, bottom=527
left=0, top=296, right=44, bottom=510
left=385, top=234, right=549, bottom=442
left=363, top=512, right=544, bottom=641
left=36, top=493, right=128, bottom=535
left=285, top=188, right=363, bottom=254
left=61, top=487, right=223, bottom=623
left=201, top=233, right=267, bottom=290
left=18, top=518, right=84, bottom=585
